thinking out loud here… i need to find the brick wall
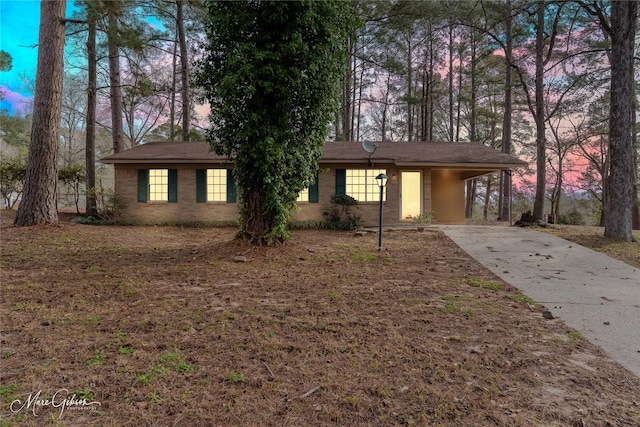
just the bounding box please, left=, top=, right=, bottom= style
left=114, top=164, right=446, bottom=226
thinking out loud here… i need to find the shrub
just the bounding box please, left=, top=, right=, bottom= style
left=85, top=182, right=125, bottom=221
left=558, top=209, right=585, bottom=225
left=0, top=156, right=26, bottom=209
left=322, top=194, right=362, bottom=230
left=58, top=164, right=85, bottom=214
left=408, top=211, right=435, bottom=224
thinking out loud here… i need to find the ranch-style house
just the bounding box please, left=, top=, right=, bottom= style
left=100, top=141, right=527, bottom=225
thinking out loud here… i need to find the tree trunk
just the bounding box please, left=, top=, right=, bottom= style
left=339, top=36, right=354, bottom=141
left=500, top=0, right=513, bottom=220
left=428, top=26, right=435, bottom=142
left=601, top=151, right=609, bottom=227
left=243, top=189, right=273, bottom=245
left=483, top=175, right=492, bottom=221
left=532, top=0, right=546, bottom=222
left=356, top=52, right=365, bottom=142
left=107, top=3, right=124, bottom=153
left=448, top=23, right=454, bottom=142
left=604, top=0, right=636, bottom=241
left=465, top=180, right=476, bottom=219
left=170, top=38, right=177, bottom=141
left=406, top=36, right=413, bottom=142
left=465, top=33, right=478, bottom=219
left=177, top=0, right=190, bottom=141
left=631, top=49, right=639, bottom=230
left=85, top=2, right=97, bottom=216
left=14, top=0, right=67, bottom=226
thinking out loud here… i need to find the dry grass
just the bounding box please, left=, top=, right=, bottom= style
left=541, top=225, right=640, bottom=269
left=1, top=211, right=639, bottom=426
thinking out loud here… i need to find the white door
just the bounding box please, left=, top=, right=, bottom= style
left=401, top=171, right=422, bottom=220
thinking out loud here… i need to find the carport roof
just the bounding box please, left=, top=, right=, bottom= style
left=100, top=141, right=527, bottom=169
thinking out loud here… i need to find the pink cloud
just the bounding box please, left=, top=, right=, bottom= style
left=0, top=86, right=32, bottom=115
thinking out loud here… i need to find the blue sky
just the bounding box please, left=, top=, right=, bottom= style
left=0, top=1, right=80, bottom=115
left=0, top=1, right=166, bottom=116
left=0, top=1, right=43, bottom=115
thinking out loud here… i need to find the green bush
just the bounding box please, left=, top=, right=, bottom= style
left=85, top=183, right=125, bottom=221
left=322, top=194, right=362, bottom=230
left=558, top=209, right=585, bottom=225
left=0, top=156, right=26, bottom=209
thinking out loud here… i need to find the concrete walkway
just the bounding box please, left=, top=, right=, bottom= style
left=437, top=225, right=640, bottom=378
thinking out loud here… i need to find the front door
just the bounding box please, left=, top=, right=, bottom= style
left=401, top=171, right=422, bottom=220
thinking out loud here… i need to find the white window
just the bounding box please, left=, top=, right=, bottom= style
left=149, top=169, right=168, bottom=201
left=207, top=169, right=227, bottom=202
left=346, top=169, right=386, bottom=202
left=297, top=187, right=309, bottom=202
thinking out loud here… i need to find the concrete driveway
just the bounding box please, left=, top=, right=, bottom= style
left=437, top=225, right=640, bottom=378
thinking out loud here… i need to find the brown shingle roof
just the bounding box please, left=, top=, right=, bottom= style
left=100, top=141, right=527, bottom=169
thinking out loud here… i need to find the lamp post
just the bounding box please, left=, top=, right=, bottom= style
left=375, top=173, right=388, bottom=250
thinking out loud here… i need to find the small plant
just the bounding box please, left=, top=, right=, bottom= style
left=85, top=181, right=125, bottom=220
left=173, top=362, right=193, bottom=373
left=440, top=295, right=476, bottom=316
left=148, top=390, right=163, bottom=404
left=567, top=331, right=585, bottom=347
left=134, top=372, right=154, bottom=386
left=408, top=211, right=435, bottom=224
left=81, top=314, right=101, bottom=324
left=467, top=278, right=503, bottom=291
left=511, top=293, right=536, bottom=306
left=153, top=366, right=169, bottom=376
left=157, top=353, right=180, bottom=364
left=85, top=351, right=105, bottom=366
left=118, top=346, right=135, bottom=355
left=74, top=387, right=95, bottom=401
left=226, top=370, right=245, bottom=384
left=0, top=383, right=17, bottom=403
left=322, top=194, right=362, bottom=230
left=1, top=349, right=15, bottom=359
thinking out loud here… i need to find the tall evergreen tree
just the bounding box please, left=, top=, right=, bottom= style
left=604, top=0, right=636, bottom=241
left=197, top=0, right=356, bottom=244
left=85, top=0, right=98, bottom=216
left=14, top=0, right=67, bottom=226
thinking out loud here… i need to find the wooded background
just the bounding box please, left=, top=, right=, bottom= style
left=1, top=0, right=638, bottom=238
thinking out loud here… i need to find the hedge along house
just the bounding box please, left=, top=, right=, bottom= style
left=100, top=141, right=527, bottom=225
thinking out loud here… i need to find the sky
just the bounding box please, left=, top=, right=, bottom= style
left=0, top=0, right=46, bottom=115
left=0, top=1, right=169, bottom=117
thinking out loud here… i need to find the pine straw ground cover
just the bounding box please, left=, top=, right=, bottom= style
left=1, top=216, right=639, bottom=426
left=540, top=225, right=640, bottom=269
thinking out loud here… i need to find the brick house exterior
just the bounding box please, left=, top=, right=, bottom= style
left=101, top=141, right=526, bottom=225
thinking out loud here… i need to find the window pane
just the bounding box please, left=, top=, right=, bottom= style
left=297, top=187, right=309, bottom=202
left=149, top=169, right=168, bottom=201
left=207, top=169, right=227, bottom=202
left=345, top=169, right=386, bottom=201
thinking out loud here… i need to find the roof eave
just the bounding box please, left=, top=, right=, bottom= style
left=100, top=158, right=231, bottom=164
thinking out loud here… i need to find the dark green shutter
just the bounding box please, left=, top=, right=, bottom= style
left=137, top=169, right=148, bottom=203
left=196, top=169, right=207, bottom=203
left=226, top=169, right=236, bottom=203
left=335, top=169, right=346, bottom=196
left=168, top=169, right=178, bottom=203
left=309, top=172, right=319, bottom=203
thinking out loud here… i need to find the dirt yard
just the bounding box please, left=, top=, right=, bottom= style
left=1, top=211, right=639, bottom=426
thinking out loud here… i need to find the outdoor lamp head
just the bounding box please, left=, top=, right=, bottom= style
left=375, top=173, right=388, bottom=188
